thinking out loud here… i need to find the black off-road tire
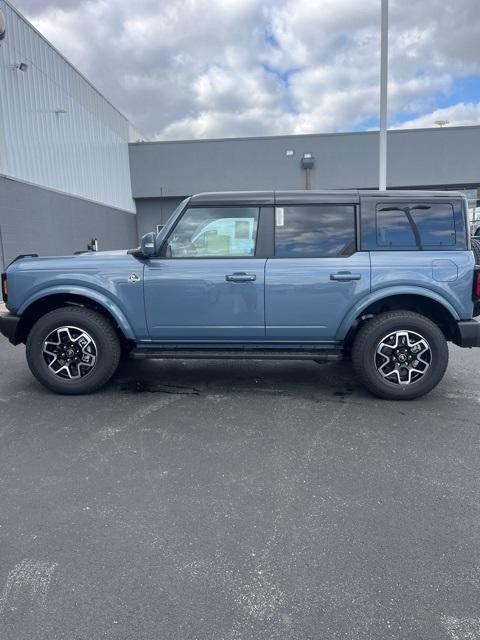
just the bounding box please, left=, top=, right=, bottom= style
left=26, top=306, right=121, bottom=394
left=471, top=237, right=480, bottom=265
left=352, top=310, right=449, bottom=400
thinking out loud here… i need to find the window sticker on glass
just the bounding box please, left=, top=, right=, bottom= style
left=275, top=207, right=285, bottom=227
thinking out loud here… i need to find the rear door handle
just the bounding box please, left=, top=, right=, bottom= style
left=225, top=272, right=257, bottom=282
left=330, top=271, right=362, bottom=282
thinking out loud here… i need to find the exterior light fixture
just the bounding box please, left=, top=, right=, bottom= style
left=285, top=149, right=294, bottom=156
left=301, top=153, right=315, bottom=190
left=14, top=62, right=28, bottom=72
left=301, top=152, right=314, bottom=168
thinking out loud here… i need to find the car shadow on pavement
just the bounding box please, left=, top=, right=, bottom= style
left=112, top=358, right=364, bottom=401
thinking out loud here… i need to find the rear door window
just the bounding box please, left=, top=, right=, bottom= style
left=274, top=205, right=356, bottom=257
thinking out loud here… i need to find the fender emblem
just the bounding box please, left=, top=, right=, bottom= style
left=128, top=273, right=140, bottom=283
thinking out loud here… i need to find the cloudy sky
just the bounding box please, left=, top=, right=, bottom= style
left=13, top=0, right=480, bottom=140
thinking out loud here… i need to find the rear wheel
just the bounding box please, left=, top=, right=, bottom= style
left=352, top=310, right=449, bottom=400
left=26, top=306, right=120, bottom=394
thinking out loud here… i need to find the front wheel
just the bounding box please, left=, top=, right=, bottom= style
left=26, top=306, right=121, bottom=394
left=352, top=311, right=449, bottom=400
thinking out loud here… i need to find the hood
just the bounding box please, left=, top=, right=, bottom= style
left=6, top=249, right=137, bottom=273
left=75, top=250, right=130, bottom=258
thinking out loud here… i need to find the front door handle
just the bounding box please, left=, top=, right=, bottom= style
left=225, top=272, right=257, bottom=283
left=330, top=271, right=362, bottom=282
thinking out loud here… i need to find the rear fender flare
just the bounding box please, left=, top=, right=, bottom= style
left=335, top=286, right=460, bottom=341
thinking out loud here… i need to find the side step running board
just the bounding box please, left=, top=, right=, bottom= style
left=130, top=348, right=343, bottom=362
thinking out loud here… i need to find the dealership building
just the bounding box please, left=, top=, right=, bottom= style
left=1, top=0, right=479, bottom=268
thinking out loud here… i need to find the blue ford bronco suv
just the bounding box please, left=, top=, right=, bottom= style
left=2, top=190, right=480, bottom=400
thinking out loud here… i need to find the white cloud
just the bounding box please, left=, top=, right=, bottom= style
left=13, top=0, right=480, bottom=139
left=392, top=101, right=480, bottom=129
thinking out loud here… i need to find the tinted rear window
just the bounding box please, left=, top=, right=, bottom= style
left=376, top=203, right=456, bottom=247
left=274, top=205, right=356, bottom=258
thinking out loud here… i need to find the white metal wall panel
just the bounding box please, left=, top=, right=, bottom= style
left=0, top=0, right=136, bottom=212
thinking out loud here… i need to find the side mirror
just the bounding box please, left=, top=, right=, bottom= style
left=129, top=232, right=157, bottom=258
left=140, top=232, right=156, bottom=258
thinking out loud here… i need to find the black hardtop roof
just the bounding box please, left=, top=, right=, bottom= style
left=189, top=189, right=464, bottom=206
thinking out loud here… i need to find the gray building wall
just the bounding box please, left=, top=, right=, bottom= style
left=0, top=0, right=137, bottom=212
left=129, top=126, right=480, bottom=199
left=135, top=197, right=184, bottom=238
left=129, top=126, right=480, bottom=238
left=0, top=176, right=137, bottom=268
left=0, top=0, right=142, bottom=266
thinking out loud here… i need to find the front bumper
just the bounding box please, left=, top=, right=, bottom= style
left=0, top=308, right=21, bottom=345
left=454, top=320, right=480, bottom=348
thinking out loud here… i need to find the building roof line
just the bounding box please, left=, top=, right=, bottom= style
left=131, top=124, right=480, bottom=146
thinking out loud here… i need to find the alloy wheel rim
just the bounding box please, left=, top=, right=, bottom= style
left=42, top=326, right=97, bottom=380
left=374, top=329, right=431, bottom=386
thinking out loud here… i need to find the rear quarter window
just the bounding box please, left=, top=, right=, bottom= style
left=361, top=199, right=467, bottom=251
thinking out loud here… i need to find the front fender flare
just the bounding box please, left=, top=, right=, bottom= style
left=335, top=286, right=460, bottom=341
left=18, top=286, right=136, bottom=340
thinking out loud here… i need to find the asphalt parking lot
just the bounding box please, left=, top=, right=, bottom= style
left=1, top=335, right=480, bottom=640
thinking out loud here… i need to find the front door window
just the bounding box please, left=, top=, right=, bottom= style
left=165, top=207, right=259, bottom=257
